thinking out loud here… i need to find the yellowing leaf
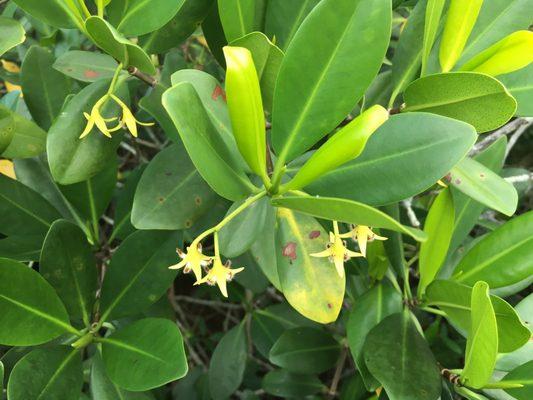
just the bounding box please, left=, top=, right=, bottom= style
left=460, top=30, right=533, bottom=76
left=0, top=159, right=16, bottom=179
left=439, top=0, right=484, bottom=72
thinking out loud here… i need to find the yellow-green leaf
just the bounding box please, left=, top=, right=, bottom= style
left=282, top=105, right=388, bottom=192
left=223, top=46, right=268, bottom=184
left=439, top=0, right=484, bottom=72
left=461, top=281, right=498, bottom=389
left=422, top=0, right=446, bottom=76
left=460, top=30, right=533, bottom=76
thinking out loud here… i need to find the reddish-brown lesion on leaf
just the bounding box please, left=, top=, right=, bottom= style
left=83, top=69, right=100, bottom=79
left=211, top=85, right=227, bottom=102
left=282, top=242, right=297, bottom=262
left=308, top=230, right=320, bottom=239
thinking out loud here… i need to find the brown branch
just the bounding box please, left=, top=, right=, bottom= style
left=328, top=345, right=348, bottom=398
left=127, top=66, right=157, bottom=87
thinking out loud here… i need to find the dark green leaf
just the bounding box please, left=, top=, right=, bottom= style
left=112, top=166, right=145, bottom=241
left=12, top=0, right=81, bottom=29
left=262, top=369, right=324, bottom=398
left=0, top=105, right=46, bottom=159
left=502, top=361, right=533, bottom=399
left=0, top=235, right=42, bottom=261
left=53, top=51, right=118, bottom=83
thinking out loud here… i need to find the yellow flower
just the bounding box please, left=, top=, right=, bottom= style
left=169, top=241, right=212, bottom=282
left=340, top=225, right=387, bottom=257
left=110, top=94, right=154, bottom=138
left=194, top=257, right=244, bottom=298
left=311, top=222, right=362, bottom=277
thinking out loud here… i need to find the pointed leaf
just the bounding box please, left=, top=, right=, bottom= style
left=0, top=17, right=25, bottom=57
left=422, top=0, right=446, bottom=76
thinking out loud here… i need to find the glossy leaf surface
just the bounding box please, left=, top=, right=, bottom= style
left=0, top=17, right=25, bottom=57
left=53, top=51, right=118, bottom=83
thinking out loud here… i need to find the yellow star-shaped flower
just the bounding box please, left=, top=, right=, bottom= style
left=340, top=225, right=387, bottom=257
left=194, top=258, right=244, bottom=298
left=169, top=242, right=212, bottom=281
left=109, top=94, right=154, bottom=137
left=311, top=230, right=362, bottom=277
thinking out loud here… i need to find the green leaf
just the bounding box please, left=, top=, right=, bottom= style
left=12, top=0, right=82, bottom=29
left=7, top=347, right=83, bottom=400
left=218, top=0, right=264, bottom=42
left=112, top=165, right=145, bottom=241
left=363, top=311, right=442, bottom=400
left=499, top=63, right=533, bottom=117
left=0, top=174, right=61, bottom=237
left=140, top=0, right=214, bottom=54
left=271, top=0, right=391, bottom=163
left=449, top=156, right=518, bottom=216
left=47, top=79, right=126, bottom=185
left=21, top=46, right=71, bottom=130
left=108, top=0, right=185, bottom=36
left=461, top=281, right=498, bottom=389
left=449, top=136, right=507, bottom=253
left=91, top=352, right=154, bottom=400
left=230, top=31, right=284, bottom=112
left=223, top=46, right=267, bottom=182
left=275, top=208, right=345, bottom=323
left=439, top=0, right=483, bottom=72
left=502, top=361, right=533, bottom=399
left=264, top=0, right=320, bottom=51
left=0, top=105, right=46, bottom=159
left=0, top=17, right=25, bottom=57
left=460, top=31, right=533, bottom=77
left=307, top=113, right=477, bottom=205
left=269, top=327, right=340, bottom=374
left=131, top=143, right=216, bottom=230
left=0, top=235, right=42, bottom=262
left=0, top=258, right=76, bottom=346
left=262, top=369, right=324, bottom=398
left=85, top=16, right=156, bottom=75
left=425, top=280, right=530, bottom=353
left=219, top=197, right=269, bottom=257
left=208, top=321, right=247, bottom=400
left=101, top=318, right=187, bottom=391
left=403, top=72, right=517, bottom=133
left=40, top=220, right=97, bottom=324
left=162, top=82, right=256, bottom=201
left=418, top=188, right=455, bottom=296
left=100, top=230, right=180, bottom=321
left=422, top=0, right=446, bottom=76
left=347, top=284, right=403, bottom=391
left=53, top=51, right=118, bottom=83
left=272, top=196, right=426, bottom=242
left=453, top=211, right=533, bottom=288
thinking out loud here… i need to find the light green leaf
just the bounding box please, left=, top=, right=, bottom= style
left=162, top=82, right=256, bottom=201
left=0, top=17, right=25, bottom=57
left=418, top=188, right=455, bottom=296
left=99, top=230, right=180, bottom=321
left=307, top=113, right=477, bottom=205
left=7, top=347, right=83, bottom=400
left=40, top=220, right=97, bottom=324
left=12, top=0, right=82, bottom=29
left=131, top=143, right=217, bottom=230
left=363, top=311, right=442, bottom=400
left=449, top=156, right=518, bottom=216
left=101, top=318, right=187, bottom=391
left=502, top=361, right=533, bottom=399
left=425, top=280, right=530, bottom=353
left=272, top=195, right=426, bottom=242
left=403, top=72, right=517, bottom=132
left=271, top=0, right=391, bottom=163
left=453, top=211, right=533, bottom=288
left=347, top=284, right=403, bottom=390
left=85, top=16, right=156, bottom=75
left=53, top=51, right=118, bottom=83
left=223, top=46, right=267, bottom=182
left=262, top=369, right=324, bottom=398
left=439, top=0, right=483, bottom=72
left=461, top=281, right=498, bottom=389
left=275, top=208, right=345, bottom=323
left=0, top=258, right=76, bottom=346
left=218, top=0, right=264, bottom=42
left=499, top=63, right=533, bottom=117
left=422, top=0, right=446, bottom=76
left=269, top=327, right=340, bottom=374
left=208, top=321, right=247, bottom=400
left=21, top=46, right=71, bottom=131
left=0, top=105, right=46, bottom=159
left=460, top=30, right=533, bottom=76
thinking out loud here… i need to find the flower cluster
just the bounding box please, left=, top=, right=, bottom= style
left=311, top=222, right=387, bottom=277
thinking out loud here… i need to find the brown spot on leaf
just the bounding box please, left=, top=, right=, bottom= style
left=282, top=242, right=297, bottom=261
left=83, top=69, right=100, bottom=79
left=444, top=173, right=452, bottom=182
left=211, top=85, right=226, bottom=102
left=455, top=179, right=461, bottom=185
left=327, top=303, right=332, bottom=309
left=185, top=220, right=193, bottom=228
left=195, top=196, right=202, bottom=205
left=165, top=171, right=172, bottom=176
left=158, top=197, right=165, bottom=203
left=479, top=173, right=485, bottom=179
left=308, top=230, right=320, bottom=239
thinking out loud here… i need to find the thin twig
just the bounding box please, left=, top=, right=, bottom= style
left=506, top=120, right=533, bottom=157
left=175, top=295, right=244, bottom=310
left=127, top=66, right=158, bottom=87
left=402, top=198, right=421, bottom=228
left=470, top=117, right=532, bottom=156
left=328, top=346, right=348, bottom=398
left=505, top=173, right=533, bottom=183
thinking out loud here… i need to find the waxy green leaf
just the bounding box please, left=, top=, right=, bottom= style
left=0, top=17, right=25, bottom=57
left=0, top=105, right=46, bottom=159
left=422, top=0, right=446, bottom=76
left=461, top=281, right=498, bottom=389
left=418, top=188, right=455, bottom=297
left=218, top=0, right=264, bottom=42
left=271, top=0, right=391, bottom=163
left=53, top=51, right=118, bottom=83
left=12, top=0, right=82, bottom=29
left=499, top=63, right=533, bottom=117
left=439, top=0, right=483, bottom=72
left=0, top=258, right=75, bottom=346
left=262, top=369, right=324, bottom=398
left=275, top=208, right=345, bottom=324
left=502, top=361, right=533, bottom=399
left=403, top=72, right=517, bottom=132
left=272, top=196, right=426, bottom=242
left=101, top=318, right=187, bottom=391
